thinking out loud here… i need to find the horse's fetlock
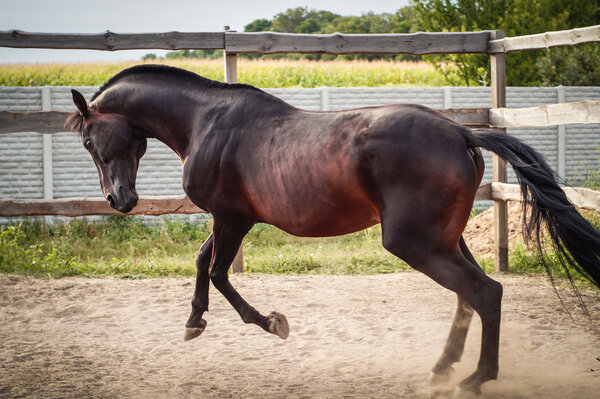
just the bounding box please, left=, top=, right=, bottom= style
left=240, top=308, right=256, bottom=324
left=191, top=298, right=207, bottom=312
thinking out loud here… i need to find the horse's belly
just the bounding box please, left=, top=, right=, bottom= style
left=256, top=195, right=381, bottom=237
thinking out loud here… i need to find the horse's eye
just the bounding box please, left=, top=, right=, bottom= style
left=84, top=140, right=92, bottom=150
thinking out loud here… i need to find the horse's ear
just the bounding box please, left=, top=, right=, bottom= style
left=71, top=89, right=89, bottom=118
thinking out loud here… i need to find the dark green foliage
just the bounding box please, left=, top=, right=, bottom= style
left=244, top=18, right=272, bottom=32
left=537, top=43, right=600, bottom=86
left=164, top=49, right=223, bottom=60
left=412, top=0, right=600, bottom=86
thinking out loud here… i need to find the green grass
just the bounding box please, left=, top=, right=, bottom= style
left=1, top=213, right=598, bottom=288
left=244, top=224, right=408, bottom=275
left=0, top=59, right=448, bottom=88
left=0, top=217, right=410, bottom=278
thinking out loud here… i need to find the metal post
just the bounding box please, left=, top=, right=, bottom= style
left=490, top=31, right=508, bottom=272
left=557, top=86, right=566, bottom=179
left=223, top=26, right=244, bottom=273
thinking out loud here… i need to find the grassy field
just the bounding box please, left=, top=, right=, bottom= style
left=0, top=58, right=447, bottom=88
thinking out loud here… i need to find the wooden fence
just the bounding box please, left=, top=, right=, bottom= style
left=1, top=25, right=600, bottom=273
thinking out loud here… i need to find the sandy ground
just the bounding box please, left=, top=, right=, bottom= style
left=1, top=272, right=599, bottom=398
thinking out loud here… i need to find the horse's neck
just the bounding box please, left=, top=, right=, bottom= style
left=108, top=83, right=217, bottom=160
left=104, top=80, right=285, bottom=160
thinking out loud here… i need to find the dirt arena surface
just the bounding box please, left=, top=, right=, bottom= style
left=1, top=272, right=599, bottom=398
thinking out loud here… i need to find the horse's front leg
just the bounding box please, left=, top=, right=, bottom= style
left=209, top=219, right=289, bottom=339
left=184, top=234, right=214, bottom=341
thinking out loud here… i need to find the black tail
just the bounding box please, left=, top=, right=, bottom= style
left=464, top=129, right=600, bottom=289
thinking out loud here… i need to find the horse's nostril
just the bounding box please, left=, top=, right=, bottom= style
left=107, top=194, right=116, bottom=208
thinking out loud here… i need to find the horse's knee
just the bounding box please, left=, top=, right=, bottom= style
left=210, top=269, right=227, bottom=289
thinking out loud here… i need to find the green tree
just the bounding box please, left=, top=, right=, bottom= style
left=390, top=6, right=421, bottom=33
left=272, top=7, right=312, bottom=32
left=164, top=49, right=223, bottom=60
left=298, top=18, right=320, bottom=33
left=537, top=43, right=600, bottom=86
left=244, top=18, right=272, bottom=32
left=412, top=0, right=600, bottom=86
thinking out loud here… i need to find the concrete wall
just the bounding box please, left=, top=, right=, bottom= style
left=1, top=85, right=599, bottom=221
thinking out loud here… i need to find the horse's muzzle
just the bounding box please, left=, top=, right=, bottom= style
left=107, top=189, right=138, bottom=213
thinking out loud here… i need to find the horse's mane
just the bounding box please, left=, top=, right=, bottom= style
left=91, top=64, right=261, bottom=102
left=65, top=64, right=274, bottom=133
left=65, top=111, right=84, bottom=133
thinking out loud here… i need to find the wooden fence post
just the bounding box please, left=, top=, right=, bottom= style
left=223, top=26, right=244, bottom=274
left=490, top=30, right=509, bottom=272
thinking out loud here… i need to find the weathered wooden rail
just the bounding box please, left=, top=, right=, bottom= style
left=0, top=195, right=204, bottom=217
left=0, top=30, right=492, bottom=54
left=1, top=24, right=599, bottom=273
left=488, top=25, right=600, bottom=53
left=3, top=183, right=599, bottom=218
left=0, top=108, right=492, bottom=134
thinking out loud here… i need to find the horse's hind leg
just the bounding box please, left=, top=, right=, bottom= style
left=208, top=219, right=289, bottom=339
left=427, top=238, right=482, bottom=385
left=184, top=234, right=213, bottom=341
left=381, top=210, right=502, bottom=397
left=427, top=296, right=474, bottom=386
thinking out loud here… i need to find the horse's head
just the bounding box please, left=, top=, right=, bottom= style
left=66, top=89, right=147, bottom=213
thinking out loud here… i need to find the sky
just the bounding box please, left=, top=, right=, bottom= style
left=0, top=0, right=410, bottom=63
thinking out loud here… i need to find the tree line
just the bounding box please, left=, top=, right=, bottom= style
left=152, top=1, right=600, bottom=86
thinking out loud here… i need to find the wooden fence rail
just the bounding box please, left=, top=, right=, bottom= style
left=2, top=26, right=597, bottom=55
left=0, top=108, right=491, bottom=134
left=0, top=30, right=492, bottom=55
left=223, top=31, right=491, bottom=55
left=489, top=100, right=600, bottom=127
left=3, top=100, right=600, bottom=135
left=0, top=30, right=224, bottom=51
left=3, top=183, right=599, bottom=218
left=488, top=24, right=600, bottom=53
left=0, top=195, right=204, bottom=217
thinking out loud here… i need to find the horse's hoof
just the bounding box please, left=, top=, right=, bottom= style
left=427, top=368, right=454, bottom=386
left=451, top=386, right=480, bottom=399
left=425, top=388, right=453, bottom=399
left=268, top=311, right=289, bottom=339
left=184, top=319, right=207, bottom=341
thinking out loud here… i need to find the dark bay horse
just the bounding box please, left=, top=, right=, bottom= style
left=66, top=65, right=600, bottom=397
